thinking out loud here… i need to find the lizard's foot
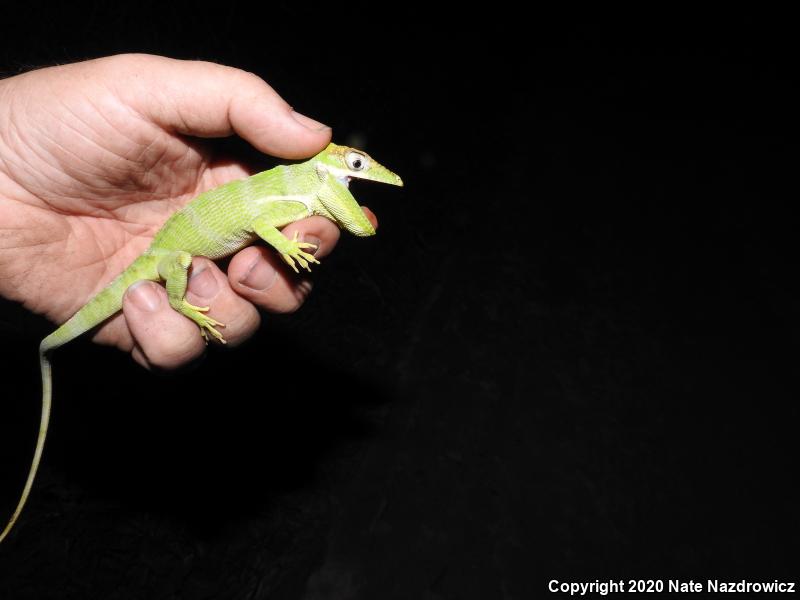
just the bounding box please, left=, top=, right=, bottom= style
left=181, top=300, right=226, bottom=344
left=280, top=231, right=320, bottom=273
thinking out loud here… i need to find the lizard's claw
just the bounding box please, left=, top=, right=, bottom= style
left=198, top=316, right=226, bottom=344
left=181, top=300, right=226, bottom=343
left=280, top=231, right=320, bottom=273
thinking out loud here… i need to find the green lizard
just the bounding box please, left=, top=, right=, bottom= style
left=0, top=142, right=402, bottom=543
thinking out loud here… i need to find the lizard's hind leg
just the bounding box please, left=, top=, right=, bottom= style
left=157, top=251, right=226, bottom=343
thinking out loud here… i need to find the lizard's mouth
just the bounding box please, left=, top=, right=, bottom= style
left=336, top=176, right=351, bottom=188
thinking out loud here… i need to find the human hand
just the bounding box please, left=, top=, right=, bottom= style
left=0, top=54, right=373, bottom=368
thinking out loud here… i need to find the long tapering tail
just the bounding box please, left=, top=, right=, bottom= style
left=0, top=255, right=158, bottom=542
left=0, top=345, right=52, bottom=543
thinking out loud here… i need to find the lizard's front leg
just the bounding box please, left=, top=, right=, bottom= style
left=157, top=251, right=226, bottom=343
left=251, top=216, right=320, bottom=273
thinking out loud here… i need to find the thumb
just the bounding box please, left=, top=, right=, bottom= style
left=108, top=54, right=331, bottom=159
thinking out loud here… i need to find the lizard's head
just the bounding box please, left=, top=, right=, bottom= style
left=310, top=143, right=402, bottom=237
left=314, top=143, right=404, bottom=188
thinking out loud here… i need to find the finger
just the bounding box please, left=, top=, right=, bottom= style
left=280, top=217, right=342, bottom=260
left=229, top=216, right=340, bottom=314
left=359, top=206, right=379, bottom=231
left=184, top=257, right=261, bottom=347
left=109, top=54, right=332, bottom=159
left=123, top=281, right=206, bottom=370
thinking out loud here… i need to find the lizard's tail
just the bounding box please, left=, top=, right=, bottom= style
left=0, top=345, right=52, bottom=543
left=0, top=256, right=157, bottom=543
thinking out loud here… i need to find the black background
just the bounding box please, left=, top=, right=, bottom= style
left=0, top=6, right=796, bottom=599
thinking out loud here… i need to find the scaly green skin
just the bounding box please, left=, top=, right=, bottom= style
left=0, top=143, right=402, bottom=543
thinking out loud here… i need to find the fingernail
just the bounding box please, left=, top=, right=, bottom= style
left=239, top=258, right=277, bottom=291
left=128, top=281, right=162, bottom=312
left=189, top=267, right=219, bottom=298
left=291, top=110, right=330, bottom=132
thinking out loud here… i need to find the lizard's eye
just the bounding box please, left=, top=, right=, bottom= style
left=346, top=152, right=368, bottom=171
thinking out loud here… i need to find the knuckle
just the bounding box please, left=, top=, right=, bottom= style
left=229, top=68, right=274, bottom=95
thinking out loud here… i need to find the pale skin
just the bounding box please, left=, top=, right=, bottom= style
left=0, top=53, right=378, bottom=369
